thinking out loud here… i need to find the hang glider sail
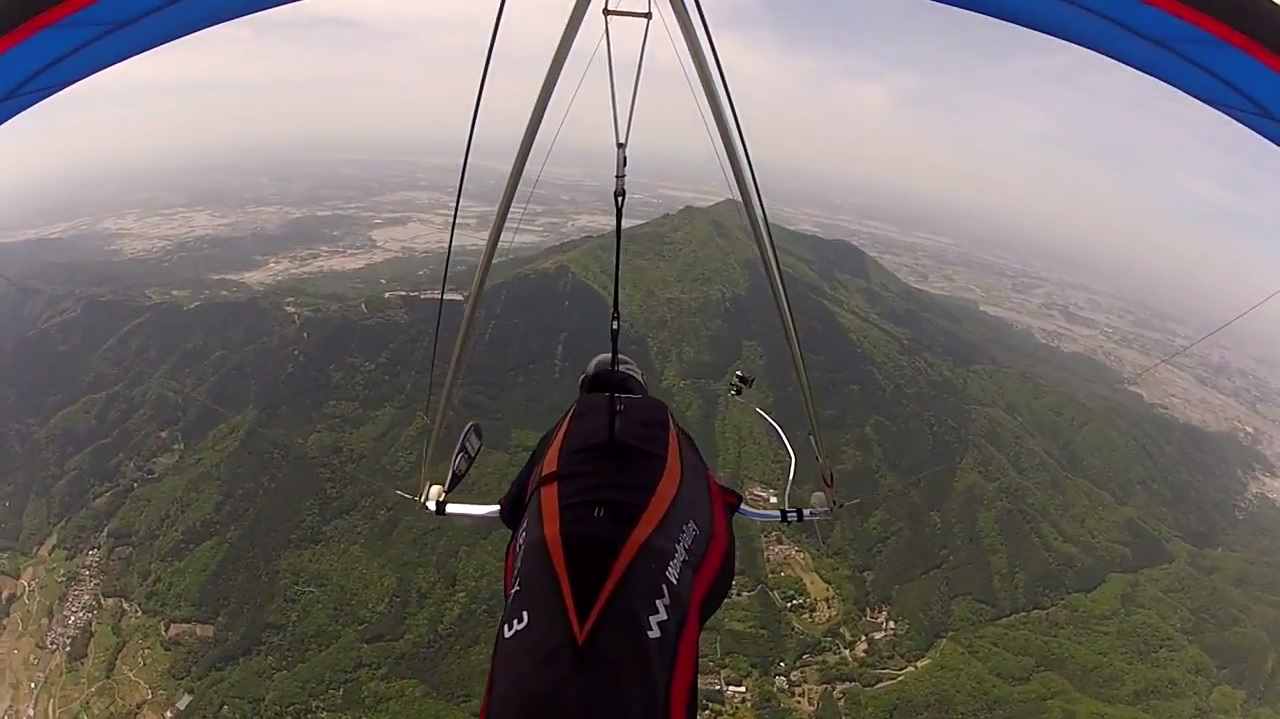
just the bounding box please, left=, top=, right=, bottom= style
left=3, top=0, right=1280, bottom=142
left=0, top=0, right=299, bottom=127
left=930, top=0, right=1280, bottom=146
left=2, top=0, right=1280, bottom=145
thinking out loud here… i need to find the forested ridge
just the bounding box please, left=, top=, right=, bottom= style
left=2, top=200, right=1278, bottom=718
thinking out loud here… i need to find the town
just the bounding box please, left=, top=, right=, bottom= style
left=43, top=548, right=103, bottom=653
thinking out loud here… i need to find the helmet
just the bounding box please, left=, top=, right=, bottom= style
left=579, top=353, right=648, bottom=395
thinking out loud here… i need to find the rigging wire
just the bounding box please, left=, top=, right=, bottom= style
left=483, top=3, right=649, bottom=388
left=411, top=0, right=833, bottom=506
left=486, top=0, right=744, bottom=394
left=500, top=27, right=612, bottom=263
left=415, top=0, right=596, bottom=500
left=1130, top=287, right=1280, bottom=381
left=652, top=0, right=759, bottom=307
left=904, top=461, right=955, bottom=485
left=485, top=2, right=737, bottom=359
left=419, top=0, right=508, bottom=487
left=689, top=0, right=835, bottom=500
left=690, top=0, right=778, bottom=254
left=604, top=3, right=652, bottom=156
left=602, top=0, right=654, bottom=374
left=479, top=24, right=610, bottom=353
left=652, top=2, right=737, bottom=206
left=503, top=0, right=735, bottom=271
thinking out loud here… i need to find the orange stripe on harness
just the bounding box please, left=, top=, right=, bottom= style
left=534, top=405, right=582, bottom=638
left=528, top=405, right=575, bottom=501
left=542, top=479, right=582, bottom=640
left=579, top=413, right=681, bottom=639
left=538, top=408, right=683, bottom=645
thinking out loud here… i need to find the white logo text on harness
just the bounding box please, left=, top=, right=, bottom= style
left=646, top=586, right=670, bottom=639
left=665, top=521, right=700, bottom=585
left=647, top=520, right=700, bottom=639
left=508, top=519, right=529, bottom=602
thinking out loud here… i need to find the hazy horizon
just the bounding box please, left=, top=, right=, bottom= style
left=3, top=0, right=1279, bottom=348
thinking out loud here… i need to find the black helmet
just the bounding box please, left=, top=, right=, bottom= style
left=579, top=353, right=648, bottom=395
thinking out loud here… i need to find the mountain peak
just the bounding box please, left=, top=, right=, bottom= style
left=3, top=199, right=1276, bottom=718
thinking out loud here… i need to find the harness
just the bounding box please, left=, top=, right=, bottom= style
left=483, top=398, right=740, bottom=719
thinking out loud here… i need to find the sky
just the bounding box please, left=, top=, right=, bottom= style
left=2, top=0, right=1279, bottom=337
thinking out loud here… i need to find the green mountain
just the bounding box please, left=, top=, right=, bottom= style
left=2, top=200, right=1279, bottom=718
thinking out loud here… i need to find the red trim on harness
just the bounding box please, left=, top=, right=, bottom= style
left=669, top=478, right=733, bottom=718
left=485, top=506, right=528, bottom=719
left=479, top=668, right=495, bottom=719
left=486, top=407, right=576, bottom=716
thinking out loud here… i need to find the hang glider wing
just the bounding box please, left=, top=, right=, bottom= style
left=0, top=0, right=301, bottom=127
left=929, top=0, right=1280, bottom=147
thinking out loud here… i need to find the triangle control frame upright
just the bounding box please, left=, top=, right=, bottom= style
left=418, top=0, right=837, bottom=511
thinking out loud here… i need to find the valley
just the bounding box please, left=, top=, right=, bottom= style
left=0, top=533, right=184, bottom=719
left=2, top=200, right=1279, bottom=717
left=853, top=226, right=1280, bottom=499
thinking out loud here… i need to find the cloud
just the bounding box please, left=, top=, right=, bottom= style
left=1, top=0, right=1278, bottom=330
